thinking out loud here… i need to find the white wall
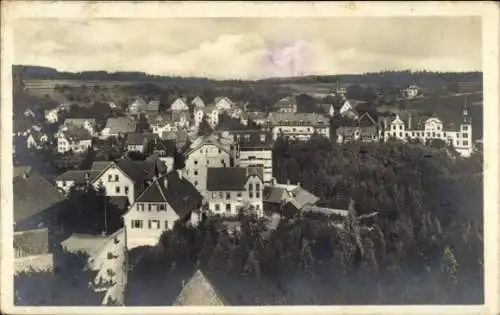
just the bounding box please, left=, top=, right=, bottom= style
left=15, top=254, right=54, bottom=275
left=124, top=202, right=180, bottom=250
left=271, top=125, right=330, bottom=141
left=237, top=150, right=273, bottom=183
left=184, top=144, right=231, bottom=193
left=93, top=166, right=136, bottom=204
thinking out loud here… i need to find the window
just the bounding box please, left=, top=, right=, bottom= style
left=165, top=220, right=169, bottom=229
left=462, top=133, right=468, bottom=138
left=131, top=220, right=143, bottom=229
left=124, top=186, right=129, bottom=194
left=107, top=252, right=115, bottom=260
left=256, top=204, right=260, bottom=210
left=148, top=204, right=152, bottom=211
left=432, top=132, right=435, bottom=137
left=149, top=220, right=160, bottom=229
left=108, top=175, right=112, bottom=182
left=226, top=203, right=231, bottom=212
left=194, top=160, right=198, bottom=165
left=212, top=192, right=217, bottom=199
left=61, top=181, right=66, bottom=187
left=412, top=132, right=415, bottom=137
left=114, top=174, right=119, bottom=181
left=159, top=204, right=166, bottom=211
left=226, top=192, right=231, bottom=200
left=194, top=170, right=198, bottom=176
left=463, top=140, right=469, bottom=146
left=219, top=192, right=224, bottom=199
left=215, top=204, right=220, bottom=211
left=116, top=186, right=120, bottom=193
left=218, top=149, right=222, bottom=154
left=256, top=184, right=261, bottom=198
left=427, top=132, right=430, bottom=137
left=194, top=181, right=198, bottom=187
left=221, top=159, right=225, bottom=165
left=399, top=132, right=402, bottom=137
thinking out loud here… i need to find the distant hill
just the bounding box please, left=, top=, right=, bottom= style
left=13, top=65, right=482, bottom=89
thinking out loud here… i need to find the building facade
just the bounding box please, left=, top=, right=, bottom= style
left=265, top=112, right=330, bottom=141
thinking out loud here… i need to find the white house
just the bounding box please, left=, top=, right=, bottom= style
left=45, top=108, right=61, bottom=123
left=194, top=106, right=220, bottom=128
left=170, top=98, right=189, bottom=111
left=183, top=135, right=233, bottom=195
left=57, top=128, right=93, bottom=154
left=101, top=117, right=137, bottom=138
left=214, top=97, right=233, bottom=111
left=382, top=107, right=473, bottom=157
left=272, top=96, right=298, bottom=113
left=232, top=131, right=274, bottom=183
left=27, top=131, right=49, bottom=149
left=128, top=97, right=148, bottom=115
left=55, top=170, right=101, bottom=194
left=123, top=170, right=203, bottom=250
left=265, top=112, right=331, bottom=141
left=402, top=84, right=419, bottom=99
left=206, top=167, right=264, bottom=217
left=191, top=96, right=205, bottom=108
left=62, top=118, right=97, bottom=136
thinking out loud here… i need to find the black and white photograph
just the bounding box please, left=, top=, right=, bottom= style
left=1, top=1, right=499, bottom=314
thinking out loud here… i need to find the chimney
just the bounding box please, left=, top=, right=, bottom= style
left=297, top=182, right=301, bottom=187
left=408, top=114, right=412, bottom=129
left=260, top=134, right=266, bottom=143
left=177, top=169, right=183, bottom=179
left=286, top=179, right=290, bottom=185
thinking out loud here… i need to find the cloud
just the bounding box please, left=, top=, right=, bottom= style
left=13, top=17, right=482, bottom=79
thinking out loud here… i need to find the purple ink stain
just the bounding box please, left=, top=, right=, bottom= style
left=262, top=40, right=311, bottom=78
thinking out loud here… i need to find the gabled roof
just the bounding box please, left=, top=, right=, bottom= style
left=206, top=167, right=262, bottom=191
left=145, top=99, right=160, bottom=112
left=173, top=269, right=227, bottom=306
left=135, top=156, right=168, bottom=181
left=62, top=127, right=92, bottom=142
left=104, top=117, right=137, bottom=134
left=55, top=170, right=100, bottom=183
left=263, top=182, right=319, bottom=208
left=14, top=172, right=65, bottom=224
left=126, top=132, right=157, bottom=146
left=134, top=171, right=202, bottom=217
left=357, top=112, right=377, bottom=127
left=214, top=96, right=233, bottom=106
left=185, top=135, right=231, bottom=156
left=272, top=96, right=297, bottom=109
left=191, top=96, right=205, bottom=108
left=91, top=161, right=112, bottom=171
left=14, top=228, right=50, bottom=256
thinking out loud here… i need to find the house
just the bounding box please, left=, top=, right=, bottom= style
left=183, top=135, right=233, bottom=194
left=57, top=127, right=93, bottom=154
left=123, top=170, right=203, bottom=249
left=171, top=110, right=192, bottom=129
left=125, top=132, right=157, bottom=154
left=14, top=228, right=54, bottom=275
left=61, top=228, right=128, bottom=305
left=90, top=157, right=150, bottom=204
left=63, top=118, right=97, bottom=136
left=150, top=113, right=176, bottom=137
left=402, top=84, right=419, bottom=99
left=162, top=129, right=190, bottom=152
left=150, top=138, right=177, bottom=171
left=13, top=171, right=67, bottom=273
left=230, top=130, right=274, bottom=183
left=101, top=117, right=137, bottom=138
left=128, top=97, right=148, bottom=115
left=191, top=96, right=205, bottom=109
left=244, top=111, right=267, bottom=126
left=382, top=104, right=473, bottom=157
left=206, top=167, right=264, bottom=217
left=264, top=112, right=330, bottom=141
left=272, top=96, right=298, bottom=113
left=214, top=97, right=233, bottom=111
left=170, top=98, right=189, bottom=111
left=336, top=112, right=379, bottom=143
left=24, top=108, right=36, bottom=119
left=45, top=108, right=62, bottom=123
left=55, top=170, right=101, bottom=194
left=26, top=130, right=49, bottom=149
left=144, top=99, right=160, bottom=115
left=262, top=179, right=320, bottom=217
left=173, top=269, right=228, bottom=306
left=194, top=106, right=219, bottom=128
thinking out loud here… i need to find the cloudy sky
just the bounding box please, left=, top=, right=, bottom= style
left=13, top=17, right=481, bottom=80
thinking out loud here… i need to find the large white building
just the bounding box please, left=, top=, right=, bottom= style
left=183, top=135, right=234, bottom=195
left=265, top=112, right=330, bottom=141
left=57, top=128, right=93, bottom=154
left=381, top=106, right=473, bottom=157
left=123, top=170, right=203, bottom=249
left=205, top=167, right=264, bottom=217
left=230, top=131, right=274, bottom=183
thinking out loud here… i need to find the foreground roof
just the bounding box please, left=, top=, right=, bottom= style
left=173, top=269, right=227, bottom=306
left=206, top=167, right=263, bottom=191
left=14, top=172, right=65, bottom=224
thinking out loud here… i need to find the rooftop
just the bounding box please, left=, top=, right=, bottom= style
left=104, top=117, right=137, bottom=134
left=206, top=167, right=263, bottom=191
left=14, top=228, right=50, bottom=256
left=265, top=112, right=329, bottom=126
left=173, top=269, right=227, bottom=306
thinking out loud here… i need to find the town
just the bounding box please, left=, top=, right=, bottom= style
left=12, top=67, right=484, bottom=306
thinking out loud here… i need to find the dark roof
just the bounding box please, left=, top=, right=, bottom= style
left=56, top=170, right=100, bottom=183
left=14, top=166, right=32, bottom=179
left=151, top=139, right=177, bottom=156
left=207, top=167, right=262, bottom=191
left=215, top=118, right=248, bottom=132
left=233, top=131, right=273, bottom=149
left=263, top=183, right=319, bottom=208
left=135, top=156, right=168, bottom=181
left=114, top=157, right=149, bottom=183
left=14, top=228, right=50, bottom=256
left=63, top=127, right=92, bottom=141
left=126, top=132, right=157, bottom=146
left=91, top=161, right=112, bottom=171
left=108, top=196, right=129, bottom=212
left=135, top=171, right=202, bottom=217
left=13, top=172, right=65, bottom=224
left=105, top=117, right=137, bottom=134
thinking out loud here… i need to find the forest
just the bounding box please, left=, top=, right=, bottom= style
left=126, top=138, right=483, bottom=305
